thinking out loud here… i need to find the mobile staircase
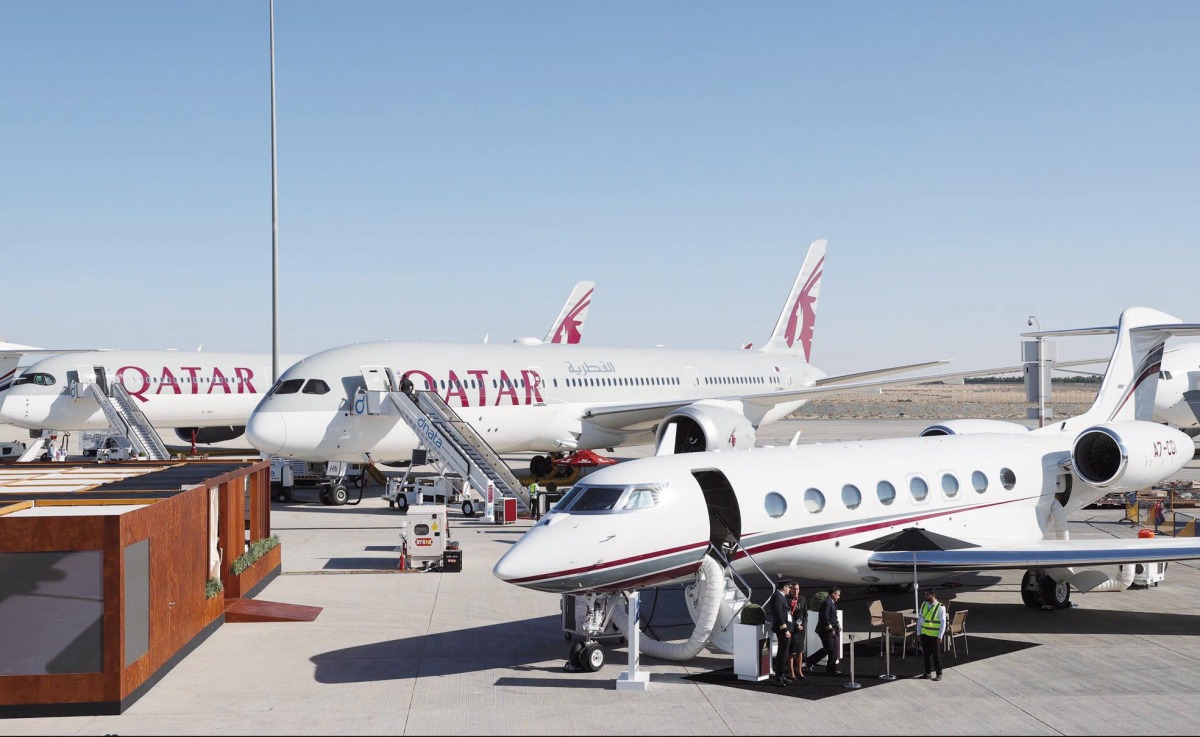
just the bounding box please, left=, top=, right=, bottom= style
left=354, top=366, right=530, bottom=514
left=78, top=381, right=171, bottom=461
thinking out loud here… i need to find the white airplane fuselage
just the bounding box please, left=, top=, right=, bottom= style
left=246, top=342, right=824, bottom=463
left=494, top=433, right=1065, bottom=592
left=1154, top=344, right=1200, bottom=432
left=493, top=423, right=1191, bottom=593
left=0, top=350, right=306, bottom=431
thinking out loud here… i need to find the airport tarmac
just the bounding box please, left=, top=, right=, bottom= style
left=4, top=419, right=1200, bottom=735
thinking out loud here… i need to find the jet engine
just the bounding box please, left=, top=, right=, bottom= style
left=1070, top=421, right=1192, bottom=493
left=919, top=420, right=1031, bottom=437
left=654, top=401, right=756, bottom=454
left=174, top=426, right=246, bottom=444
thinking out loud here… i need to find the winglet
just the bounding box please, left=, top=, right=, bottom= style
left=761, top=239, right=826, bottom=360
left=545, top=281, right=595, bottom=344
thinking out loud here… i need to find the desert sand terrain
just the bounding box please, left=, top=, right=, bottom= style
left=791, top=382, right=1098, bottom=421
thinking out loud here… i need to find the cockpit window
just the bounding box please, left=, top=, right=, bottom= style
left=301, top=379, right=330, bottom=395
left=13, top=372, right=56, bottom=387
left=271, top=378, right=304, bottom=395
left=620, top=486, right=660, bottom=510
left=565, top=485, right=626, bottom=512
left=553, top=486, right=582, bottom=510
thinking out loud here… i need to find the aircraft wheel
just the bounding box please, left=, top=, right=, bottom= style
left=568, top=641, right=585, bottom=667
left=581, top=642, right=604, bottom=672
left=1042, top=574, right=1071, bottom=609
left=397, top=495, right=409, bottom=512
left=275, top=489, right=292, bottom=503
left=1020, top=570, right=1043, bottom=608
left=331, top=484, right=349, bottom=506
left=530, top=455, right=551, bottom=477
left=319, top=487, right=333, bottom=505
left=462, top=500, right=475, bottom=517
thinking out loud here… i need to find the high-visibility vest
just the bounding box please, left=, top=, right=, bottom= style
left=919, top=601, right=943, bottom=637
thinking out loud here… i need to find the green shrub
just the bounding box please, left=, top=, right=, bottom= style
left=205, top=577, right=224, bottom=599
left=230, top=534, right=280, bottom=575
left=739, top=602, right=766, bottom=625
left=808, top=590, right=829, bottom=612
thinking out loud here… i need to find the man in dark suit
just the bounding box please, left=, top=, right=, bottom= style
left=767, top=580, right=793, bottom=687
left=805, top=586, right=842, bottom=675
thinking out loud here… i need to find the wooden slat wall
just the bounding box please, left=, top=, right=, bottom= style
left=0, top=461, right=275, bottom=712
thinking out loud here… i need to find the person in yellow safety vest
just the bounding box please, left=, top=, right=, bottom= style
left=528, top=481, right=540, bottom=519
left=916, top=588, right=947, bottom=681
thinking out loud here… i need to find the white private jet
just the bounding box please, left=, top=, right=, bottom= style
left=246, top=239, right=1023, bottom=470
left=493, top=306, right=1200, bottom=670
left=0, top=282, right=595, bottom=451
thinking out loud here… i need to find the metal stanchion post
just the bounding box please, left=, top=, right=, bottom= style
left=844, top=633, right=861, bottom=689
left=879, top=629, right=897, bottom=680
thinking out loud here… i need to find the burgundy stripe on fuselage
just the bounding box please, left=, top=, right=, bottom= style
left=510, top=497, right=1028, bottom=588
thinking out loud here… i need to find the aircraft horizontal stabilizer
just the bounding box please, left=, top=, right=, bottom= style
left=868, top=537, right=1200, bottom=573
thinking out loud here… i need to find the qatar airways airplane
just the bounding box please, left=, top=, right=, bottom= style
left=493, top=306, right=1200, bottom=670
left=0, top=282, right=595, bottom=450
left=245, top=239, right=1028, bottom=471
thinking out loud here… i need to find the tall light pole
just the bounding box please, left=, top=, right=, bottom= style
left=269, top=0, right=280, bottom=382
left=1030, top=316, right=1044, bottom=427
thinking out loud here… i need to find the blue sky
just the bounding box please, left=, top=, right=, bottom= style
left=2, top=2, right=1196, bottom=376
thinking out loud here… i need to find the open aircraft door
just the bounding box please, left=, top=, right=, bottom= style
left=358, top=365, right=395, bottom=415
left=72, top=365, right=98, bottom=399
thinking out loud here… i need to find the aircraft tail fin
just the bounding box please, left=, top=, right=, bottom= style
left=1049, top=307, right=1190, bottom=427
left=545, top=281, right=595, bottom=344
left=761, top=239, right=826, bottom=360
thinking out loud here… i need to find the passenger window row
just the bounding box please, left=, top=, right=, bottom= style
left=765, top=467, right=1018, bottom=517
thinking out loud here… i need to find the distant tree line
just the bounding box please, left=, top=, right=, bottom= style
left=965, top=375, right=1101, bottom=385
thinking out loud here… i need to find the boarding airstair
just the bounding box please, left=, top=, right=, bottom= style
left=354, top=366, right=530, bottom=512
left=75, top=376, right=171, bottom=461
left=16, top=437, right=47, bottom=463
left=392, top=390, right=531, bottom=512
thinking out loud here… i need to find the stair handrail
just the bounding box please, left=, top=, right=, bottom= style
left=108, top=384, right=171, bottom=460
left=413, top=391, right=529, bottom=507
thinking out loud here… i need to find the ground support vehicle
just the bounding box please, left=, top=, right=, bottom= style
left=383, top=474, right=487, bottom=516
left=268, top=457, right=365, bottom=506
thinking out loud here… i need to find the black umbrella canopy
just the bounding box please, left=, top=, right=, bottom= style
left=853, top=527, right=979, bottom=613
left=851, top=526, right=979, bottom=552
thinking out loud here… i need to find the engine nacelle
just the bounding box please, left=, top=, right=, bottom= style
left=1071, top=421, right=1193, bottom=492
left=919, top=420, right=1031, bottom=437
left=173, top=426, right=246, bottom=445
left=655, top=401, right=756, bottom=454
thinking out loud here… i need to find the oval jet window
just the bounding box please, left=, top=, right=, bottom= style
left=877, top=480, right=896, bottom=506
left=841, top=484, right=862, bottom=510
left=804, top=488, right=826, bottom=514
left=413, top=524, right=430, bottom=535
left=909, top=476, right=929, bottom=502
left=1000, top=467, right=1017, bottom=490
left=765, top=492, right=787, bottom=518
left=941, top=473, right=959, bottom=498
left=972, top=471, right=988, bottom=493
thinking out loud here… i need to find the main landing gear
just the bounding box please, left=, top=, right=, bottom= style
left=1021, top=569, right=1072, bottom=610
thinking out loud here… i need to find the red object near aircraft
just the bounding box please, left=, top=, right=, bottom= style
left=552, top=450, right=618, bottom=468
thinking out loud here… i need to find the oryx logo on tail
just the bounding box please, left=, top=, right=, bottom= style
left=545, top=281, right=595, bottom=345
left=763, top=239, right=826, bottom=360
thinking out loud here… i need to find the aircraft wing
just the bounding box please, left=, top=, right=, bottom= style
left=867, top=537, right=1200, bottom=573
left=579, top=361, right=1057, bottom=433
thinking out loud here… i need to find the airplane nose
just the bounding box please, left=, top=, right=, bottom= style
left=492, top=536, right=550, bottom=587
left=246, top=410, right=287, bottom=454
